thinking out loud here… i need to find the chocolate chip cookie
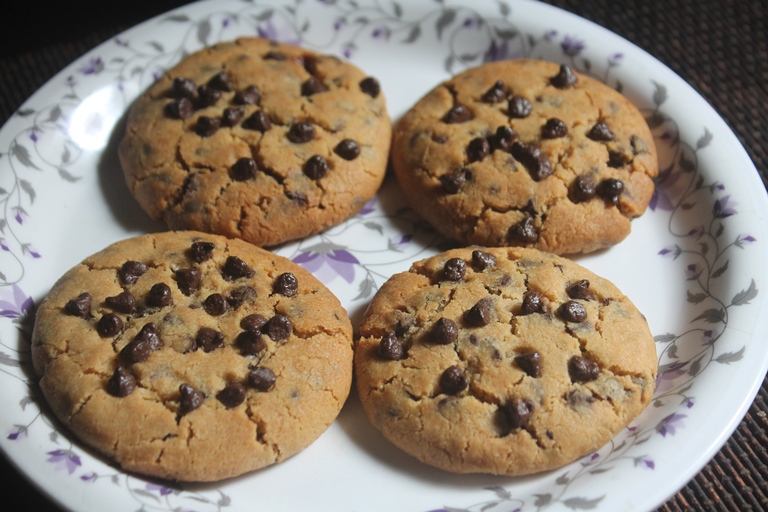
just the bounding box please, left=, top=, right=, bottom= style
left=391, top=59, right=658, bottom=254
left=355, top=246, right=657, bottom=475
left=119, top=37, right=391, bottom=247
left=31, top=231, right=353, bottom=481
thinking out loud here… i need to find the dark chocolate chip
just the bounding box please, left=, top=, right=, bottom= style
left=359, top=76, right=381, bottom=98
left=503, top=397, right=534, bottom=430
left=542, top=118, right=568, bottom=139
left=237, top=330, right=266, bottom=355
left=303, top=155, right=328, bottom=180
left=566, top=280, right=591, bottom=300
left=217, top=382, right=247, bottom=408
left=274, top=273, right=298, bottom=297
left=286, top=190, right=308, bottom=206
left=147, top=283, right=173, bottom=308
left=231, top=157, right=258, bottom=181
left=196, top=84, right=222, bottom=107
left=509, top=216, right=539, bottom=244
left=287, top=122, right=315, bottom=143
left=440, top=365, right=468, bottom=394
left=171, top=77, right=196, bottom=99
left=196, top=116, right=221, bottom=137
left=466, top=137, right=490, bottom=162
left=334, top=139, right=360, bottom=160
left=208, top=71, right=234, bottom=91
left=196, top=327, right=224, bottom=353
left=264, top=51, right=287, bottom=60
left=559, top=300, right=587, bottom=322
left=189, top=241, right=215, bottom=263
left=119, top=261, right=147, bottom=285
left=443, top=258, right=466, bottom=281
left=570, top=174, right=597, bottom=203
left=301, top=76, right=328, bottom=96
left=515, top=352, right=542, bottom=378
left=120, top=324, right=160, bottom=364
left=136, top=323, right=161, bottom=350
left=439, top=169, right=467, bottom=194
left=550, top=64, right=578, bottom=88
left=508, top=95, right=532, bottom=118
left=465, top=298, right=492, bottom=326
left=267, top=315, right=293, bottom=341
left=242, top=110, right=271, bottom=132
left=248, top=367, right=277, bottom=391
left=165, top=98, right=193, bottom=120
left=106, top=366, right=137, bottom=397
left=471, top=250, right=497, bottom=270
left=241, top=314, right=268, bottom=332
left=608, top=150, right=632, bottom=168
left=588, top=121, right=615, bottom=141
left=234, top=85, right=261, bottom=105
left=227, top=286, right=257, bottom=309
left=520, top=290, right=547, bottom=315
left=178, top=383, right=205, bottom=416
left=378, top=332, right=405, bottom=360
left=222, top=256, right=254, bottom=281
left=490, top=125, right=516, bottom=152
left=432, top=318, right=458, bottom=345
left=511, top=142, right=552, bottom=181
left=597, top=178, right=624, bottom=205
left=97, top=313, right=123, bottom=338
left=222, top=106, right=245, bottom=127
left=302, top=54, right=319, bottom=75
left=443, top=105, right=472, bottom=124
left=65, top=292, right=91, bottom=318
left=482, top=80, right=506, bottom=104
left=175, top=269, right=201, bottom=296
left=569, top=355, right=600, bottom=382
left=203, top=293, right=229, bottom=316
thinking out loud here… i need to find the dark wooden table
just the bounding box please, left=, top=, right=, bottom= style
left=1, top=1, right=766, bottom=510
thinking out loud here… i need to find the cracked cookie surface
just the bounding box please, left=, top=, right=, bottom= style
left=355, top=246, right=657, bottom=475
left=391, top=59, right=658, bottom=254
left=32, top=231, right=353, bottom=482
left=118, top=37, right=391, bottom=247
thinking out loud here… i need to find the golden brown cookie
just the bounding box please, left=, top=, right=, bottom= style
left=355, top=246, right=657, bottom=475
left=391, top=59, right=658, bottom=254
left=119, top=38, right=391, bottom=247
left=31, top=231, right=353, bottom=482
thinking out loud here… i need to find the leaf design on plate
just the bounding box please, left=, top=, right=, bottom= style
left=715, top=346, right=745, bottom=364
left=731, top=279, right=757, bottom=306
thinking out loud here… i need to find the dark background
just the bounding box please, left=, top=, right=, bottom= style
left=0, top=1, right=766, bottom=511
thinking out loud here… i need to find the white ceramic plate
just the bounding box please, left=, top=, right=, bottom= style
left=2, top=1, right=767, bottom=511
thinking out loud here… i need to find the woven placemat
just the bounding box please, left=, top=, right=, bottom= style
left=0, top=1, right=766, bottom=510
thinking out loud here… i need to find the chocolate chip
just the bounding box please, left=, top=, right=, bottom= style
left=301, top=76, right=328, bottom=96
left=287, top=122, right=315, bottom=143
left=178, top=383, right=205, bottom=416
left=608, top=150, right=632, bottom=168
left=439, top=169, right=467, bottom=194
left=359, top=76, right=381, bottom=98
left=302, top=54, right=319, bottom=75
left=189, top=241, right=214, bottom=263
left=597, top=178, right=624, bottom=205
left=241, top=314, right=268, bottom=332
left=550, top=64, right=578, bottom=88
left=588, top=121, right=615, bottom=141
left=231, top=157, right=258, bottom=181
left=287, top=190, right=308, bottom=207
left=234, top=85, right=261, bottom=105
left=65, top=292, right=91, bottom=318
left=165, top=98, right=193, bottom=120
left=482, top=80, right=506, bottom=103
left=508, top=95, right=532, bottom=118
left=227, top=286, right=257, bottom=309
left=542, top=118, right=568, bottom=139
left=378, top=332, right=405, bottom=360
left=175, top=269, right=201, bottom=296
left=515, top=352, right=542, bottom=378
left=222, top=256, right=254, bottom=281
left=147, top=283, right=173, bottom=308
left=264, top=51, right=287, bottom=60
left=97, top=313, right=123, bottom=337
left=503, top=397, right=533, bottom=430
left=511, top=142, right=552, bottom=181
left=559, top=300, right=587, bottom=322
left=208, top=71, right=233, bottom=91
left=489, top=125, right=516, bottom=152
left=443, top=258, right=466, bottom=281
left=440, top=365, right=468, bottom=394
left=119, top=261, right=147, bottom=285
left=217, top=382, right=247, bottom=408
left=303, top=155, right=328, bottom=180
left=472, top=250, right=497, bottom=270
left=237, top=330, right=266, bottom=355
left=570, top=174, right=597, bottom=203
left=222, top=106, right=245, bottom=127
left=106, top=366, right=137, bottom=397
left=267, top=315, right=293, bottom=341
left=203, top=293, right=229, bottom=316
left=569, top=355, right=600, bottom=382
left=171, top=77, right=196, bottom=99
left=196, top=84, right=222, bottom=107
left=196, top=116, right=221, bottom=137
left=443, top=105, right=472, bottom=124
left=248, top=367, right=276, bottom=391
left=520, top=290, right=548, bottom=315
left=136, top=323, right=161, bottom=350
left=465, top=298, right=492, bottom=326
left=196, top=327, right=224, bottom=352
left=242, top=110, right=271, bottom=132
left=432, top=318, right=458, bottom=345
left=274, top=273, right=298, bottom=297
left=509, top=216, right=539, bottom=244
left=120, top=324, right=160, bottom=364
left=466, top=137, right=490, bottom=162
left=566, top=280, right=591, bottom=300
left=335, top=139, right=360, bottom=160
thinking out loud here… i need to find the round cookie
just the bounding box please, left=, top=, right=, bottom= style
left=391, top=59, right=658, bottom=255
left=119, top=37, right=391, bottom=247
left=355, top=246, right=657, bottom=475
left=31, top=231, right=353, bottom=482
